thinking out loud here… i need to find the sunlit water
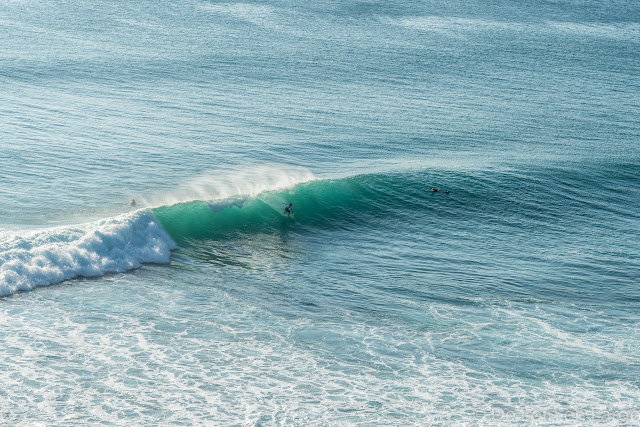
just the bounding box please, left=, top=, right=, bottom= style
left=1, top=0, right=639, bottom=424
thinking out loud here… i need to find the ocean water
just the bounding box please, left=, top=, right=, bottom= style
left=1, top=0, right=639, bottom=424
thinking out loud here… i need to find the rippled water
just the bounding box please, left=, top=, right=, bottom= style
left=1, top=0, right=639, bottom=424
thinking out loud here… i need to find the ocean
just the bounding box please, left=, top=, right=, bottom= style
left=1, top=0, right=639, bottom=424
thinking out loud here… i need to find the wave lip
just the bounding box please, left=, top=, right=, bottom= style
left=0, top=211, right=176, bottom=297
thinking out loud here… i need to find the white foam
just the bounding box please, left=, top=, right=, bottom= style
left=0, top=211, right=176, bottom=296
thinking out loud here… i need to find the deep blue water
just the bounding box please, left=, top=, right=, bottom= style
left=1, top=0, right=639, bottom=424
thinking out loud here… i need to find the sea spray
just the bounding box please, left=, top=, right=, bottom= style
left=0, top=211, right=176, bottom=297
left=139, top=164, right=316, bottom=208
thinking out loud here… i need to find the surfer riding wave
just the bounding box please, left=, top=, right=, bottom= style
left=283, top=202, right=293, bottom=217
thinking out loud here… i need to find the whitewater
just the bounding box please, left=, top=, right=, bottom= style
left=0, top=211, right=175, bottom=296
left=1, top=0, right=639, bottom=424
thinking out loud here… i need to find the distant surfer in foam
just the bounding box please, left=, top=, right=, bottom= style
left=283, top=202, right=293, bottom=217
left=130, top=199, right=136, bottom=207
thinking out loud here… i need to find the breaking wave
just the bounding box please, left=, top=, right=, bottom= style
left=0, top=211, right=176, bottom=297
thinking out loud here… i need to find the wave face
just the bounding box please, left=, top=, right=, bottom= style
left=154, top=161, right=640, bottom=243
left=151, top=169, right=419, bottom=247
left=153, top=177, right=362, bottom=242
left=0, top=211, right=176, bottom=297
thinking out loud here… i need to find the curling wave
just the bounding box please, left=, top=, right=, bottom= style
left=151, top=173, right=392, bottom=243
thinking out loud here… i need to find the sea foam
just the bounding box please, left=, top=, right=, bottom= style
left=0, top=211, right=176, bottom=297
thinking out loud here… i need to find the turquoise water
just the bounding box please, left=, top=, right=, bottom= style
left=1, top=0, right=639, bottom=424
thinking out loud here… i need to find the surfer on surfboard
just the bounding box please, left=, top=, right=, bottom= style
left=283, top=202, right=293, bottom=217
